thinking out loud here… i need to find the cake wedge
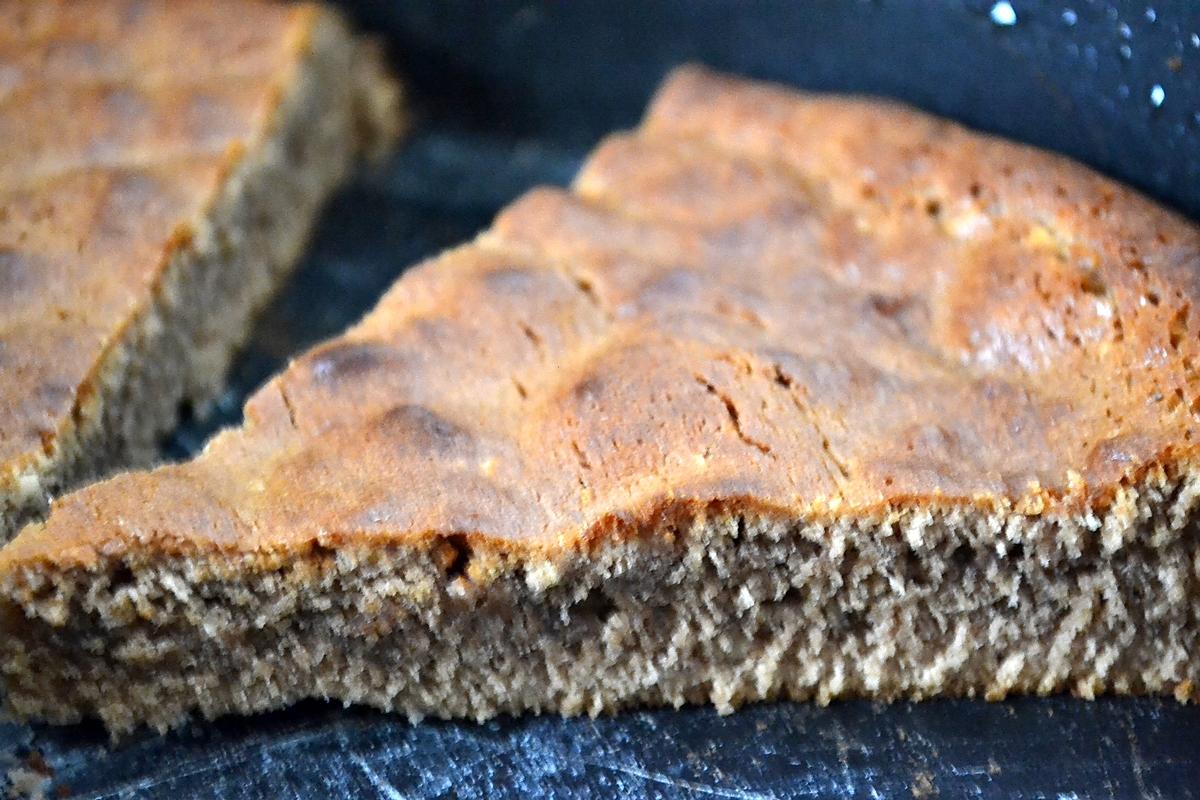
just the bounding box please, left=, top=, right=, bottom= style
left=2, top=66, right=1198, bottom=734
left=0, top=0, right=404, bottom=542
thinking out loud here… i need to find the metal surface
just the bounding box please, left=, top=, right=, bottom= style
left=4, top=1, right=1200, bottom=796
left=3, top=696, right=1198, bottom=798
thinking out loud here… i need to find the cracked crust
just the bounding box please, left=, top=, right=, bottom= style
left=2, top=67, right=1199, bottom=732
left=9, top=65, right=1200, bottom=562
left=0, top=0, right=404, bottom=541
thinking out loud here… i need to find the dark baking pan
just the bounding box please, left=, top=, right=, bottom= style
left=4, top=1, right=1200, bottom=797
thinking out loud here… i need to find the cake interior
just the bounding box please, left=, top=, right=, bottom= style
left=3, top=467, right=1195, bottom=735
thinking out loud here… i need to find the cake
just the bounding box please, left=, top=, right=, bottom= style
left=1, top=67, right=1197, bottom=735
left=0, top=0, right=404, bottom=542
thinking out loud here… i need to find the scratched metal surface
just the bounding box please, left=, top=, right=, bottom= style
left=1, top=697, right=1198, bottom=799
left=5, top=1, right=1200, bottom=797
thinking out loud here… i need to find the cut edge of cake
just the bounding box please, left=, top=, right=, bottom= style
left=1, top=464, right=1196, bottom=735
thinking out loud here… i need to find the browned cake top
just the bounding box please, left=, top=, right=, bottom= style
left=6, top=66, right=1200, bottom=569
left=0, top=0, right=323, bottom=476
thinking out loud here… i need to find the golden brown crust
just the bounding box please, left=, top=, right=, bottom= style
left=6, top=65, right=1200, bottom=570
left=0, top=0, right=321, bottom=474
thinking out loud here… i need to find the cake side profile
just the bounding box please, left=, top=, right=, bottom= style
left=0, top=0, right=405, bottom=541
left=1, top=67, right=1197, bottom=734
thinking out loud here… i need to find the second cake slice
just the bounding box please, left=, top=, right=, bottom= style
left=0, top=0, right=404, bottom=541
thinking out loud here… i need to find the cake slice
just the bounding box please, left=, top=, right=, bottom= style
left=0, top=0, right=404, bottom=541
left=3, top=67, right=1199, bottom=735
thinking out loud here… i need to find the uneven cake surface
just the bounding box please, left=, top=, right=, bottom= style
left=0, top=0, right=403, bottom=540
left=1, top=67, right=1197, bottom=732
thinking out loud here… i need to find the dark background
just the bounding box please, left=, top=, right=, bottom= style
left=5, top=1, right=1200, bottom=797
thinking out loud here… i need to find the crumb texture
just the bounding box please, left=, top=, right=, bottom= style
left=0, top=0, right=404, bottom=541
left=3, top=492, right=1198, bottom=734
left=1, top=67, right=1198, bottom=732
